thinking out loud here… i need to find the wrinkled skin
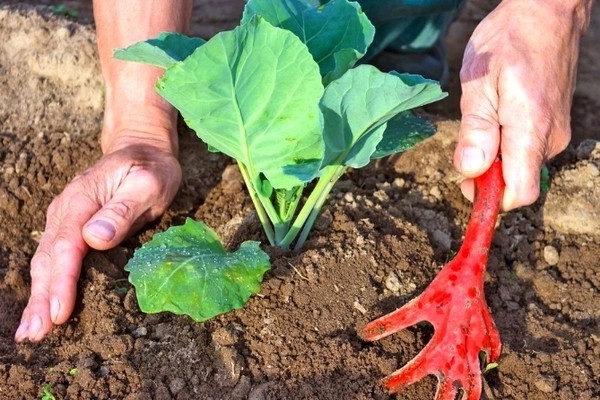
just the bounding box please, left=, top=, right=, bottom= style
left=15, top=130, right=182, bottom=342
left=454, top=0, right=587, bottom=211
left=15, top=0, right=191, bottom=343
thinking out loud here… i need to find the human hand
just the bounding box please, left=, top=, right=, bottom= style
left=454, top=0, right=591, bottom=211
left=15, top=134, right=181, bottom=342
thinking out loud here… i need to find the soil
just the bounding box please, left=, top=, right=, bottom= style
left=1, top=2, right=599, bottom=400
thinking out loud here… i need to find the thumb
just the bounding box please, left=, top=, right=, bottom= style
left=454, top=96, right=501, bottom=179
left=83, top=198, right=147, bottom=250
left=82, top=173, right=165, bottom=250
left=454, top=76, right=502, bottom=204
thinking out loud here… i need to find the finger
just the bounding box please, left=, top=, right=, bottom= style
left=461, top=129, right=545, bottom=212
left=82, top=167, right=175, bottom=250
left=496, top=72, right=570, bottom=211
left=501, top=133, right=570, bottom=211
left=498, top=130, right=543, bottom=210
left=459, top=178, right=475, bottom=203
left=15, top=192, right=94, bottom=342
left=454, top=64, right=501, bottom=179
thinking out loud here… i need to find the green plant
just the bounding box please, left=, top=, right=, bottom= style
left=48, top=4, right=78, bottom=18
left=480, top=350, right=499, bottom=373
left=444, top=249, right=457, bottom=263
left=117, top=0, right=445, bottom=322
left=114, top=285, right=128, bottom=296
left=540, top=165, right=550, bottom=192
left=40, top=384, right=56, bottom=400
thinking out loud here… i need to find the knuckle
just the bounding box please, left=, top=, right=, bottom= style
left=138, top=172, right=164, bottom=193
left=522, top=112, right=570, bottom=162
left=106, top=201, right=136, bottom=223
left=507, top=179, right=540, bottom=209
left=30, top=250, right=51, bottom=275
left=138, top=167, right=180, bottom=203
left=51, top=234, right=76, bottom=256
left=459, top=48, right=500, bottom=86
left=460, top=113, right=496, bottom=132
left=459, top=58, right=487, bottom=83
left=519, top=186, right=541, bottom=208
left=459, top=64, right=473, bottom=83
left=46, top=196, right=62, bottom=217
left=549, top=126, right=571, bottom=156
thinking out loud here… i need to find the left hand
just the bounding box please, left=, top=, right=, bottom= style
left=15, top=137, right=181, bottom=343
left=454, top=0, right=589, bottom=211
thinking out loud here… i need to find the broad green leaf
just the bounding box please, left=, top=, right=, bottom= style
left=114, top=32, right=206, bottom=69
left=157, top=18, right=325, bottom=190
left=371, top=112, right=437, bottom=159
left=125, top=218, right=271, bottom=322
left=320, top=65, right=447, bottom=169
left=242, top=0, right=375, bottom=84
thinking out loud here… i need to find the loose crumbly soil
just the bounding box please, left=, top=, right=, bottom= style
left=1, top=2, right=599, bottom=400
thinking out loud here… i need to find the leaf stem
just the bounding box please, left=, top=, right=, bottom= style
left=260, top=195, right=289, bottom=244
left=293, top=165, right=346, bottom=250
left=237, top=161, right=276, bottom=246
left=279, top=164, right=346, bottom=249
left=284, top=187, right=303, bottom=224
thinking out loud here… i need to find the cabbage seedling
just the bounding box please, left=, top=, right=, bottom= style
left=116, top=0, right=445, bottom=326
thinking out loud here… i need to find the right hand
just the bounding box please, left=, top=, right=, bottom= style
left=15, top=132, right=182, bottom=342
left=453, top=0, right=591, bottom=211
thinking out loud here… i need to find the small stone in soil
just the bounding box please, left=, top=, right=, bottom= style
left=353, top=299, right=367, bottom=314
left=132, top=327, right=147, bottom=338
left=96, top=365, right=110, bottom=379
left=247, top=382, right=271, bottom=400
left=543, top=245, right=560, bottom=266
left=429, top=185, right=442, bottom=200
left=152, top=323, right=171, bottom=340
left=384, top=272, right=401, bottom=292
left=55, top=384, right=67, bottom=396
left=576, top=138, right=600, bottom=159
left=392, top=178, right=405, bottom=188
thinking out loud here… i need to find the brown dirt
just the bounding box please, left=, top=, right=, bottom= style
left=1, top=2, right=599, bottom=400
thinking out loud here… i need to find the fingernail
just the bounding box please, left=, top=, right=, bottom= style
left=50, top=297, right=60, bottom=323
left=460, top=147, right=485, bottom=174
left=29, top=315, right=42, bottom=340
left=501, top=188, right=518, bottom=212
left=15, top=320, right=29, bottom=341
left=86, top=220, right=116, bottom=242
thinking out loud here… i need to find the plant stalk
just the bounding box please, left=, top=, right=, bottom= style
left=236, top=161, right=276, bottom=246
left=293, top=165, right=346, bottom=250
left=279, top=164, right=346, bottom=249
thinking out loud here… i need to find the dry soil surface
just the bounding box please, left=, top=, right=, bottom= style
left=1, top=2, right=599, bottom=400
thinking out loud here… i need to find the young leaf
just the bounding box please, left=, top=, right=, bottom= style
left=114, top=32, right=206, bottom=69
left=540, top=165, right=550, bottom=192
left=320, top=65, right=447, bottom=169
left=157, top=17, right=325, bottom=190
left=125, top=218, right=271, bottom=322
left=242, top=0, right=375, bottom=84
left=371, top=112, right=437, bottom=159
